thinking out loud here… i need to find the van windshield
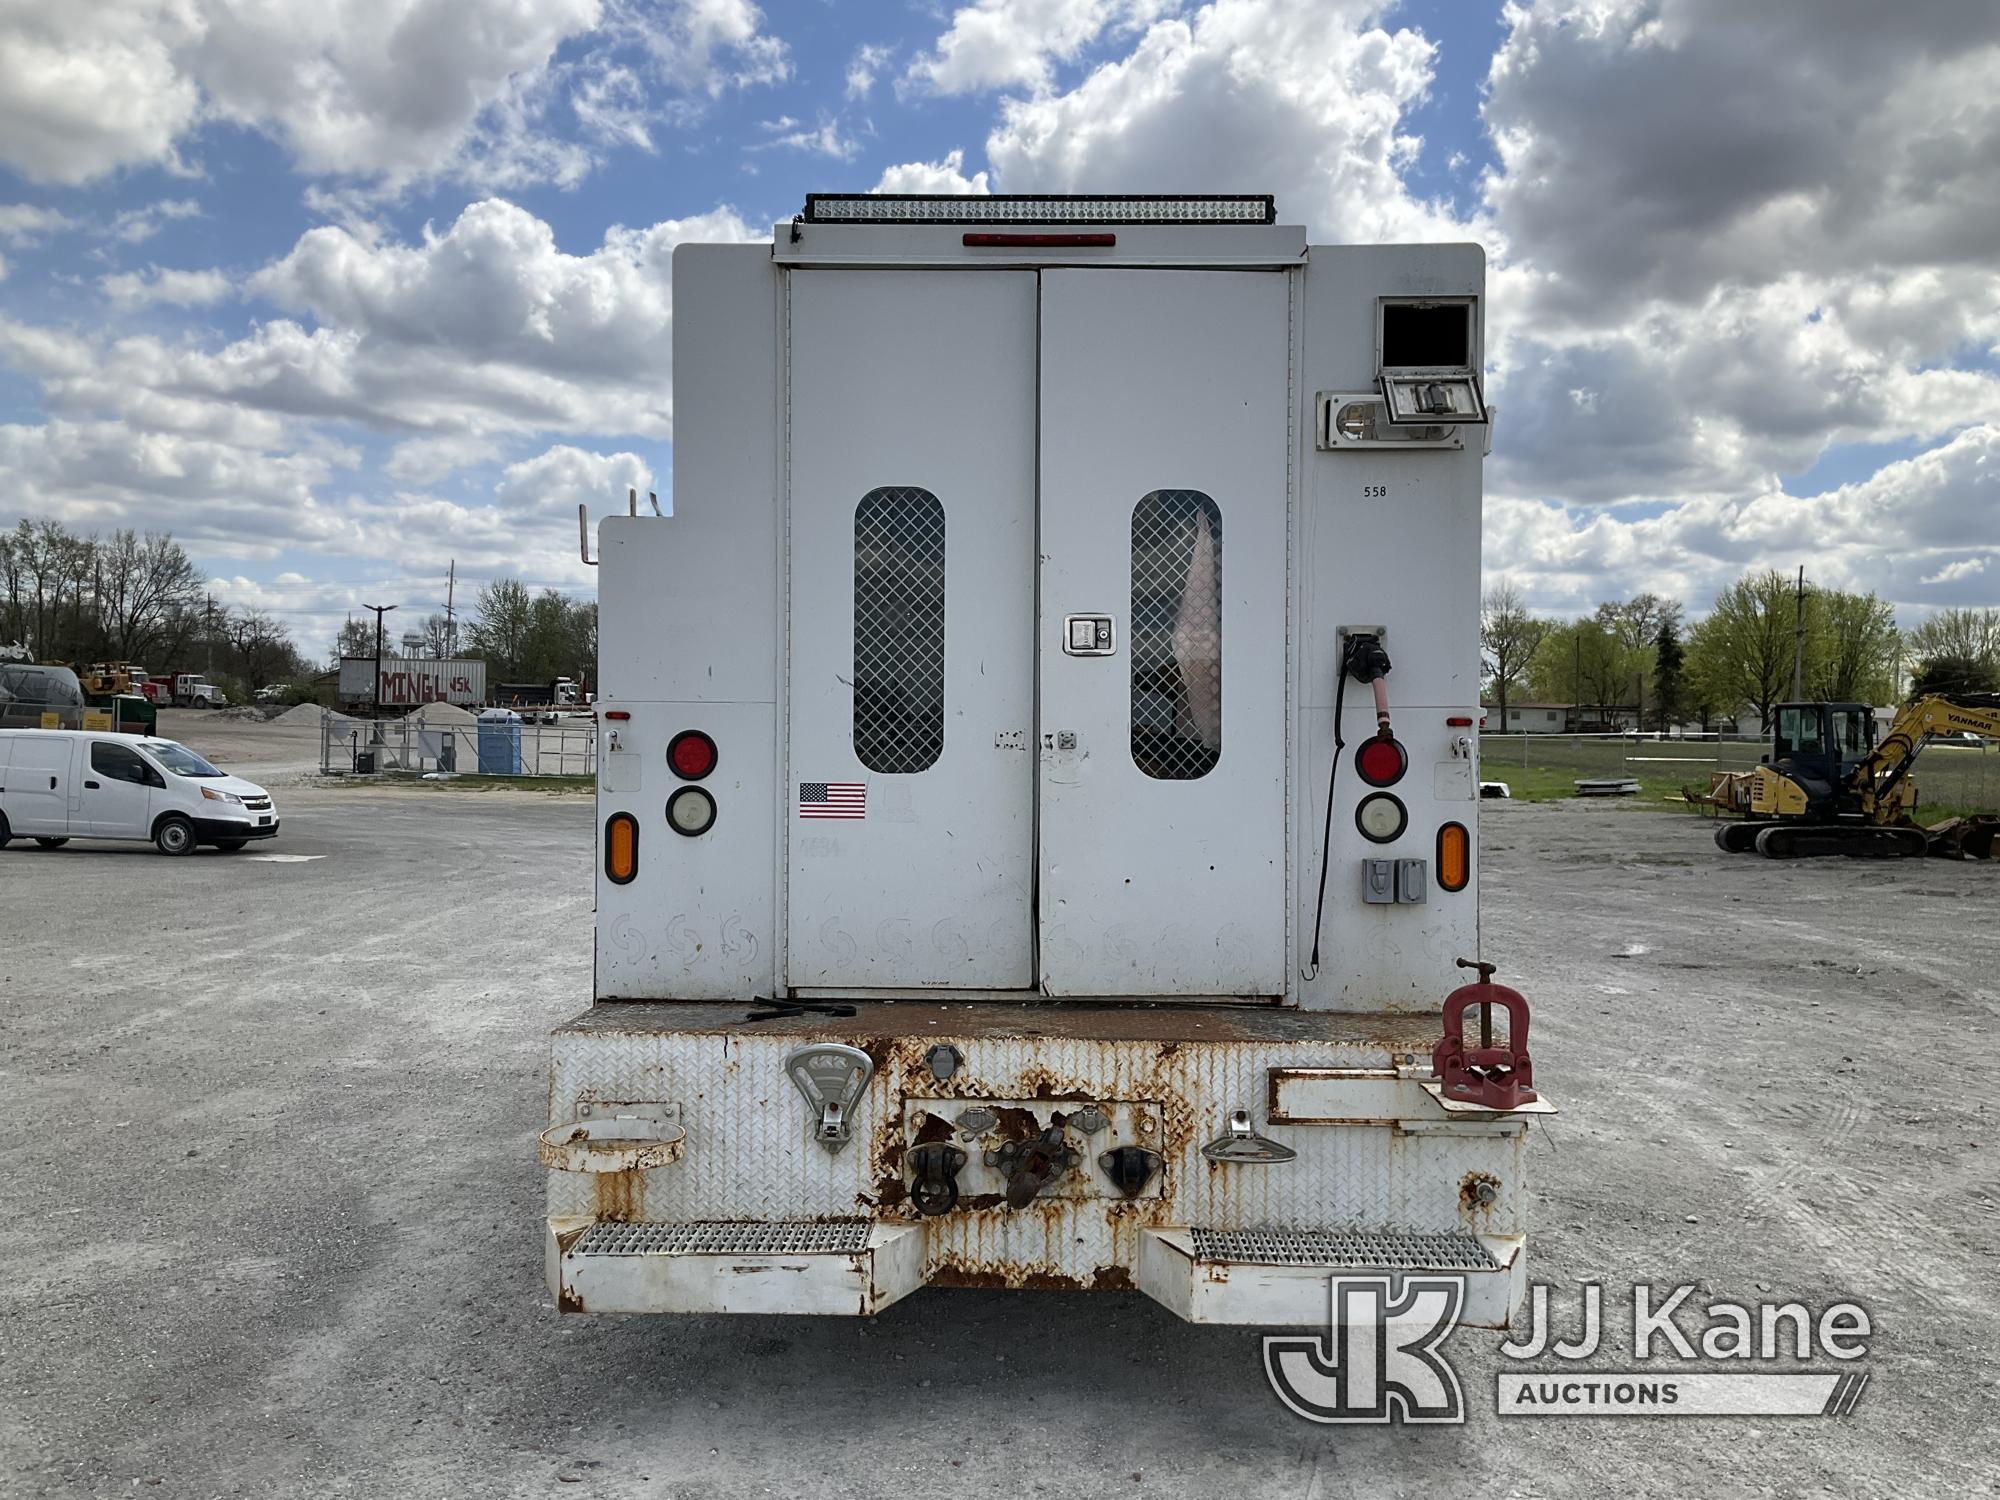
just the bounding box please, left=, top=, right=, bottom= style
left=147, top=741, right=224, bottom=778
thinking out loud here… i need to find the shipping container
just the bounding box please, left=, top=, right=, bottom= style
left=337, top=657, right=487, bottom=710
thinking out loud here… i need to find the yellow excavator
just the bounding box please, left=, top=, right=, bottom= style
left=1708, top=693, right=2000, bottom=858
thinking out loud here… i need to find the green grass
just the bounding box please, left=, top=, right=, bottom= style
left=1480, top=734, right=2000, bottom=820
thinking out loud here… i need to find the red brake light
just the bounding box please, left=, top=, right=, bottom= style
left=963, top=232, right=1117, bottom=247
left=668, top=730, right=717, bottom=781
left=1355, top=736, right=1408, bottom=787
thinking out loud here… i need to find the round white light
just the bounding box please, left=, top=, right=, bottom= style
left=667, top=787, right=716, bottom=837
left=1355, top=792, right=1407, bottom=844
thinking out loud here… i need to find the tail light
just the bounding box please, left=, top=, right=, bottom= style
left=605, top=812, right=639, bottom=884
left=668, top=729, right=717, bottom=780
left=1436, top=821, right=1470, bottom=891
left=1355, top=792, right=1408, bottom=844
left=1355, top=735, right=1407, bottom=786
left=667, top=786, right=717, bottom=837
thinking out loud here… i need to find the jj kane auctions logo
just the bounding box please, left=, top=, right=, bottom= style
left=1266, top=1279, right=1873, bottom=1423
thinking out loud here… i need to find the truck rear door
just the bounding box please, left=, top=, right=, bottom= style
left=1036, top=270, right=1291, bottom=995
left=783, top=264, right=1290, bottom=999
left=786, top=270, right=1038, bottom=991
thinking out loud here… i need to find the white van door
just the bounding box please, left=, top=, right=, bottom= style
left=81, top=738, right=157, bottom=837
left=3, top=735, right=79, bottom=836
left=785, top=269, right=1038, bottom=991
left=1036, top=270, right=1292, bottom=996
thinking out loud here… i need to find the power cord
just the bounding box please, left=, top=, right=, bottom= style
left=1304, top=633, right=1392, bottom=982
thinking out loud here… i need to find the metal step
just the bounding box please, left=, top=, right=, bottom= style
left=1187, top=1227, right=1497, bottom=1272
left=575, top=1220, right=872, bottom=1256
left=548, top=1217, right=921, bottom=1316
left=1139, top=1227, right=1525, bottom=1327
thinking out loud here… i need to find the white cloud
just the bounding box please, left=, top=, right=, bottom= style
left=0, top=0, right=791, bottom=191
left=0, top=0, right=202, bottom=185
left=0, top=201, right=748, bottom=608
left=846, top=42, right=893, bottom=101
left=750, top=116, right=860, bottom=161
left=984, top=0, right=1455, bottom=245
left=1920, top=557, right=1989, bottom=588
left=0, top=204, right=78, bottom=245
left=495, top=444, right=652, bottom=514
left=873, top=150, right=991, bottom=196
left=905, top=0, right=1123, bottom=96
left=101, top=265, right=233, bottom=308
left=108, top=197, right=201, bottom=244
left=1487, top=424, right=2000, bottom=616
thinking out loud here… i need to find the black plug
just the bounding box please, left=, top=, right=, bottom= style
left=1344, top=632, right=1392, bottom=684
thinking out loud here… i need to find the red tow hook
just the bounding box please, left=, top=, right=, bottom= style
left=1433, top=958, right=1537, bottom=1109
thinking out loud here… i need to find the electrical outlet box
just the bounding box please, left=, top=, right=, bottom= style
left=1397, top=858, right=1427, bottom=904
left=1362, top=859, right=1396, bottom=904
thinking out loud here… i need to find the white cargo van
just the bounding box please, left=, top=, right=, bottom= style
left=543, top=193, right=1547, bottom=1326
left=0, top=730, right=279, bottom=854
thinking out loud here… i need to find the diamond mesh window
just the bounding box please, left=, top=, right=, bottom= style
left=1131, top=490, right=1221, bottom=780
left=853, top=487, right=946, bottom=774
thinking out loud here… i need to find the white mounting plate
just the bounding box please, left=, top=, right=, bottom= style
left=1315, top=392, right=1464, bottom=451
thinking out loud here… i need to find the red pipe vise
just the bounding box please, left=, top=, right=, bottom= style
left=1433, top=958, right=1537, bottom=1109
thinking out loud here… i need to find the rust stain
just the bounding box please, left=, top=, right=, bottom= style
left=557, top=1283, right=586, bottom=1313
left=911, top=1111, right=955, bottom=1145
left=1459, top=1170, right=1501, bottom=1227
left=593, top=1167, right=645, bottom=1222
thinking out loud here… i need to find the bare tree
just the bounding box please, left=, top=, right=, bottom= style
left=415, top=612, right=456, bottom=656
left=1480, top=581, right=1549, bottom=728
left=95, top=529, right=205, bottom=661
left=221, top=608, right=296, bottom=689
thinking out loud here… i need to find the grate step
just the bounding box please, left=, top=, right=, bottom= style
left=574, top=1220, right=873, bottom=1257
left=1187, top=1227, right=1496, bottom=1272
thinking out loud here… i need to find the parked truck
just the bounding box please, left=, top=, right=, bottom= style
left=541, top=193, right=1542, bottom=1326
left=492, top=677, right=583, bottom=723
left=336, top=657, right=487, bottom=712
left=158, top=671, right=227, bottom=709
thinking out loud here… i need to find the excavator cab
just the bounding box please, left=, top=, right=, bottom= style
left=1769, top=703, right=1874, bottom=811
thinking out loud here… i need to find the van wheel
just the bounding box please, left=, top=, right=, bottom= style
left=0, top=813, right=10, bottom=848
left=34, top=837, right=69, bottom=850
left=155, top=816, right=196, bottom=855
left=214, top=840, right=247, bottom=852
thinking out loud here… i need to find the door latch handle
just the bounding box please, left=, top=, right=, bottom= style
left=84, top=779, right=101, bottom=789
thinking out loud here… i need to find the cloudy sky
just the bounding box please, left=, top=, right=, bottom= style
left=1, top=0, right=1995, bottom=652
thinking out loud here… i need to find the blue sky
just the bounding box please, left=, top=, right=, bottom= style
left=1, top=0, right=1995, bottom=655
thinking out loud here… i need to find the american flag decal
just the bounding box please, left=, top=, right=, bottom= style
left=798, top=781, right=866, bottom=819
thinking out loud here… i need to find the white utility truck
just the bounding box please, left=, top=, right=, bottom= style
left=543, top=194, right=1547, bottom=1324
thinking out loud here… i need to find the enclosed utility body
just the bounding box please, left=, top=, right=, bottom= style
left=546, top=195, right=1545, bottom=1323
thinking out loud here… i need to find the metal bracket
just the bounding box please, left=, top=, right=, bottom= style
left=1201, top=1108, right=1297, bottom=1164
left=785, top=1043, right=875, bottom=1155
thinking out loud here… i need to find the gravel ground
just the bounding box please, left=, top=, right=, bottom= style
left=1, top=777, right=1995, bottom=1498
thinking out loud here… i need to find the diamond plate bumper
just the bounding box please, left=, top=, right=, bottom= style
left=547, top=1217, right=925, bottom=1315
left=1139, top=1227, right=1525, bottom=1326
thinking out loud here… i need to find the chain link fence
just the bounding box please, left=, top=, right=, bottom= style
left=319, top=712, right=595, bottom=779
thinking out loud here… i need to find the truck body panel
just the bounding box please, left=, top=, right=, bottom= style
left=554, top=199, right=1532, bottom=1323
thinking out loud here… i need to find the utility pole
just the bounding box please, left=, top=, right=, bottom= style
left=1791, top=565, right=1807, bottom=700
left=442, top=558, right=457, bottom=659
left=363, top=602, right=398, bottom=717
left=204, top=594, right=216, bottom=674
left=1573, top=632, right=1583, bottom=731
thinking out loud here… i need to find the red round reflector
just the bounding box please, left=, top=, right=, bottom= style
left=1355, top=736, right=1408, bottom=787
left=668, top=730, right=717, bottom=781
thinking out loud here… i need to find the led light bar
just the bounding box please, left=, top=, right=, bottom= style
left=802, top=194, right=1275, bottom=226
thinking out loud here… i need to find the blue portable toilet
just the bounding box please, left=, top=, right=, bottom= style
left=477, top=707, right=523, bottom=774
